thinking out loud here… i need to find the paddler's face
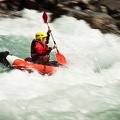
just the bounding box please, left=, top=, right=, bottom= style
left=42, top=37, right=47, bottom=45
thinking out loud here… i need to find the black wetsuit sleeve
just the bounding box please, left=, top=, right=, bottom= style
left=38, top=47, right=52, bottom=56
left=46, top=33, right=50, bottom=44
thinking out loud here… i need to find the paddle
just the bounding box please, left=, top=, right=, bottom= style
left=42, top=11, right=66, bottom=65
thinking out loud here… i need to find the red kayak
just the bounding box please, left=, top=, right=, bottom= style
left=0, top=51, right=64, bottom=75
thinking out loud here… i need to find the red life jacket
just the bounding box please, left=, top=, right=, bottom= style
left=31, top=39, right=50, bottom=63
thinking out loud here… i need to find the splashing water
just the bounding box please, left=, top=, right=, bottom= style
left=0, top=9, right=120, bottom=120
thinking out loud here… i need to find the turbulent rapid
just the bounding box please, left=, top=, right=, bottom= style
left=0, top=9, right=120, bottom=120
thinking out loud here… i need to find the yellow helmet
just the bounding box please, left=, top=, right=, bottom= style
left=35, top=32, right=48, bottom=41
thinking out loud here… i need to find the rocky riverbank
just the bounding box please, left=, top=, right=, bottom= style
left=0, top=0, right=120, bottom=35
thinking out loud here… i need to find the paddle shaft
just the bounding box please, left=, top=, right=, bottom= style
left=42, top=11, right=58, bottom=48
left=42, top=11, right=66, bottom=64
left=47, top=24, right=59, bottom=52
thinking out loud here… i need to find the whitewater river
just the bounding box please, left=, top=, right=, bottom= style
left=0, top=9, right=120, bottom=120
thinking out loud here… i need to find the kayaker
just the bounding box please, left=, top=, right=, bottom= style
left=31, top=28, right=59, bottom=66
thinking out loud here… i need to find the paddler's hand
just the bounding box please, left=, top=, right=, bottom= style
left=47, top=26, right=51, bottom=34
left=52, top=45, right=57, bottom=50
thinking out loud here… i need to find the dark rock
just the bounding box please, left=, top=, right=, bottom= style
left=0, top=0, right=120, bottom=35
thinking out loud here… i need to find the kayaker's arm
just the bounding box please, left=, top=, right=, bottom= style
left=46, top=33, right=50, bottom=44
left=38, top=45, right=57, bottom=56
left=46, top=27, right=51, bottom=44
left=38, top=47, right=52, bottom=56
